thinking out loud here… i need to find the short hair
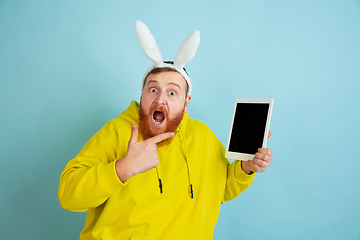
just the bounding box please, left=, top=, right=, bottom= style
left=143, top=61, right=189, bottom=97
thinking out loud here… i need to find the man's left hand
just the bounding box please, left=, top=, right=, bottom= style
left=241, top=131, right=273, bottom=174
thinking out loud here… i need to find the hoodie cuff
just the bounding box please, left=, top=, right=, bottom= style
left=100, top=161, right=128, bottom=193
left=234, top=160, right=255, bottom=183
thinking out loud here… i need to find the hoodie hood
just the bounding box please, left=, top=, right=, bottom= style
left=117, top=100, right=140, bottom=126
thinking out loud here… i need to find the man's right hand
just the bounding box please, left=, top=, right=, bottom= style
left=115, top=124, right=174, bottom=182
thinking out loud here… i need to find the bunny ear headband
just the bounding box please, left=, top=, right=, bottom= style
left=135, top=20, right=200, bottom=96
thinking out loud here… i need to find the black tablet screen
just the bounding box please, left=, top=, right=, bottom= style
left=228, top=103, right=269, bottom=154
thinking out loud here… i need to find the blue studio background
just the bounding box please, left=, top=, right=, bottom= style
left=1, top=1, right=359, bottom=239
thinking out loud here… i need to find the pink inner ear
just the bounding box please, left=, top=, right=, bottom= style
left=153, top=111, right=165, bottom=121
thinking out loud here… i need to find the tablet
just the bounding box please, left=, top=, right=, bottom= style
left=225, top=98, right=274, bottom=160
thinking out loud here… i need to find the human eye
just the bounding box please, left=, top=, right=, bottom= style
left=150, top=87, right=157, bottom=93
left=169, top=91, right=176, bottom=96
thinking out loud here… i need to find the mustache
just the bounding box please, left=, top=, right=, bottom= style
left=150, top=104, right=168, bottom=116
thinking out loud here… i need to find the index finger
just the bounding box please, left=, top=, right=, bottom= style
left=257, top=148, right=272, bottom=156
left=148, top=132, right=175, bottom=144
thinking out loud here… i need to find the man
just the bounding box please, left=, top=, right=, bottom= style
left=58, top=21, right=272, bottom=240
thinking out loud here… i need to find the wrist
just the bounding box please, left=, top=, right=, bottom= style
left=241, top=161, right=254, bottom=175
left=115, top=157, right=136, bottom=182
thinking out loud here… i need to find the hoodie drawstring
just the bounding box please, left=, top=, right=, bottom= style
left=180, top=124, right=194, bottom=199
left=156, top=167, right=163, bottom=194
left=154, top=124, right=194, bottom=199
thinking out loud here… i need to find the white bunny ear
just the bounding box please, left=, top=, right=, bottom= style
left=174, top=30, right=200, bottom=69
left=135, top=21, right=163, bottom=65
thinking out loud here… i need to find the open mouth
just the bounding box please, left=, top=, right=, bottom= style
left=153, top=110, right=165, bottom=125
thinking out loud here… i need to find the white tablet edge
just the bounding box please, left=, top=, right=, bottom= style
left=225, top=98, right=274, bottom=161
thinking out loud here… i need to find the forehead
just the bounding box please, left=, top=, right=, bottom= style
left=144, top=71, right=187, bottom=90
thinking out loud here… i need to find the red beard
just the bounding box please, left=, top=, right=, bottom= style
left=139, top=102, right=184, bottom=147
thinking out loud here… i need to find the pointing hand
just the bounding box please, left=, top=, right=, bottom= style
left=115, top=124, right=174, bottom=182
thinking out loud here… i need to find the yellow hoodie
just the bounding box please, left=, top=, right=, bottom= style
left=59, top=101, right=254, bottom=240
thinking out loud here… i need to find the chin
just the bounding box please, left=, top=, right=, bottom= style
left=149, top=125, right=167, bottom=136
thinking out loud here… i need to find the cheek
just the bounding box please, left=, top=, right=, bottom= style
left=140, top=95, right=153, bottom=107
left=169, top=101, right=185, bottom=116
left=140, top=98, right=151, bottom=114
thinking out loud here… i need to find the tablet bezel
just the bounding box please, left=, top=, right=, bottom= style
left=225, top=98, right=274, bottom=160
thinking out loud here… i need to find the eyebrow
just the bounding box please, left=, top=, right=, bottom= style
left=146, top=80, right=182, bottom=90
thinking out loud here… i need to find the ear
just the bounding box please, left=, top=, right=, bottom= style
left=174, top=30, right=200, bottom=69
left=135, top=21, right=163, bottom=65
left=183, top=96, right=192, bottom=113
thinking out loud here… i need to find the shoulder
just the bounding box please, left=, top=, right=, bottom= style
left=185, top=117, right=209, bottom=129
left=96, top=116, right=132, bottom=138
left=182, top=116, right=226, bottom=156
left=184, top=117, right=215, bottom=137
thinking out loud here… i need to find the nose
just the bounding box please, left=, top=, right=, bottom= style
left=156, top=90, right=167, bottom=105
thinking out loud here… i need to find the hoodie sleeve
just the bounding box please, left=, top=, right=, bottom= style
left=205, top=126, right=254, bottom=204
left=223, top=160, right=255, bottom=203
left=58, top=119, right=131, bottom=212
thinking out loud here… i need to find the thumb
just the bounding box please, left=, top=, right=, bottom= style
left=129, top=124, right=139, bottom=145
